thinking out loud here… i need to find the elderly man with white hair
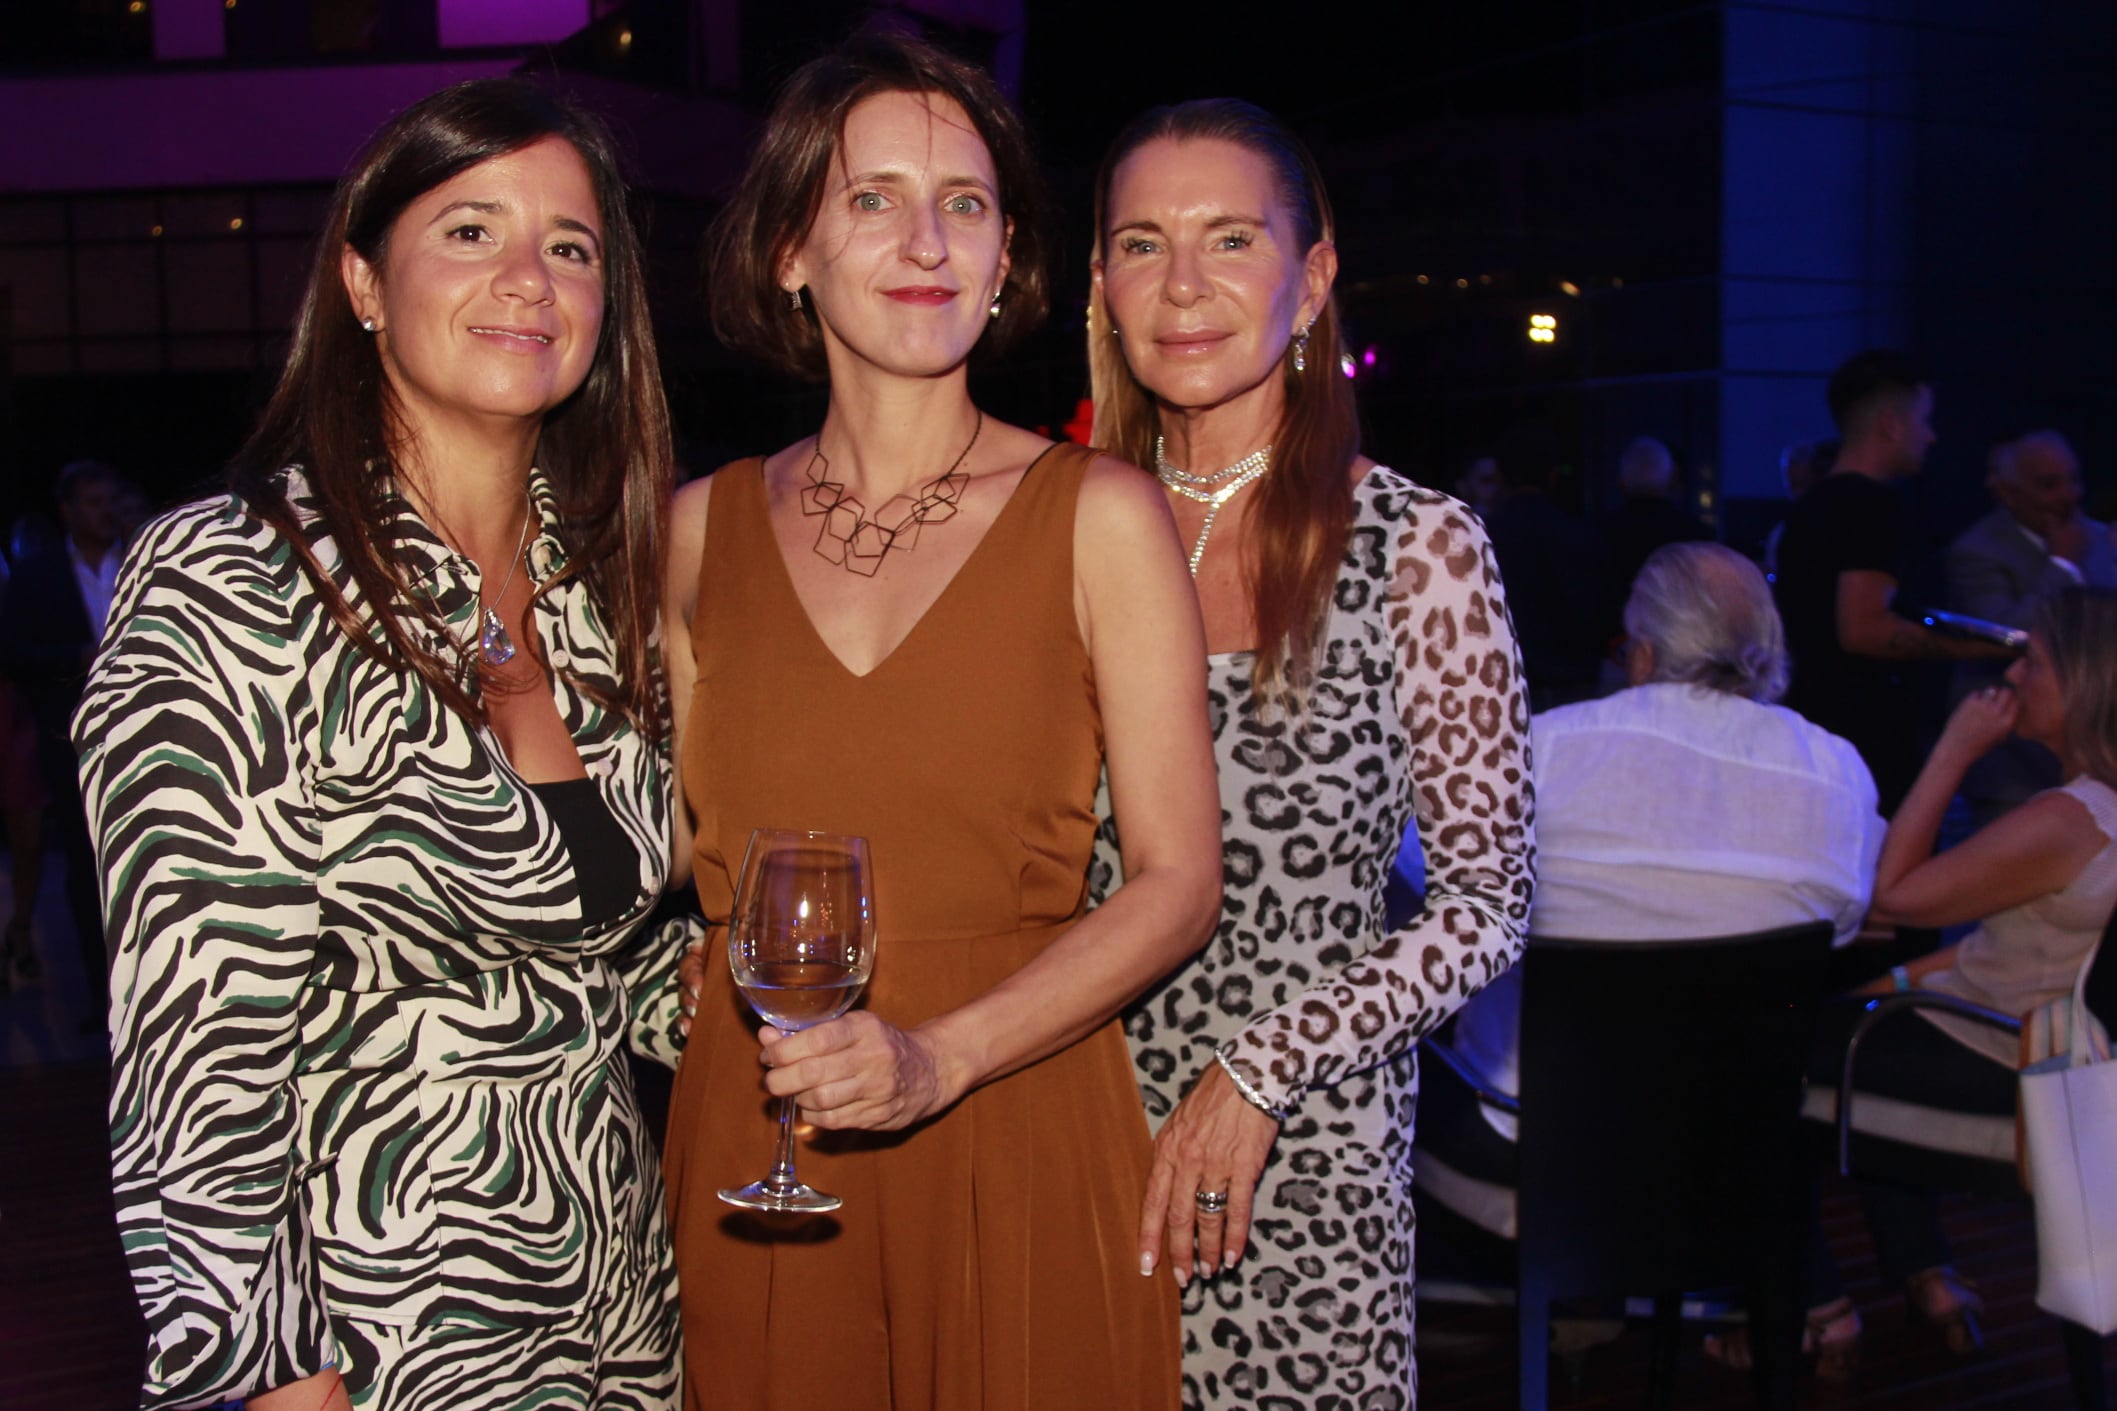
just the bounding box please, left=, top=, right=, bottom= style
left=1413, top=542, right=1884, bottom=1243
left=1946, top=430, right=2117, bottom=822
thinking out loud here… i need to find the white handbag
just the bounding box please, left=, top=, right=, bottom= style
left=2021, top=937, right=2117, bottom=1334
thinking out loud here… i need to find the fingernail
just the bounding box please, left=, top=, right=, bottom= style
left=1139, top=1252, right=1155, bottom=1277
left=1199, top=1262, right=1215, bottom=1278
left=1174, top=1268, right=1189, bottom=1290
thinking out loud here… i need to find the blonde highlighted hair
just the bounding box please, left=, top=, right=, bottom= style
left=2036, top=586, right=2117, bottom=789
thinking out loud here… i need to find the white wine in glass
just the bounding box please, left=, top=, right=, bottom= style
left=717, top=828, right=876, bottom=1213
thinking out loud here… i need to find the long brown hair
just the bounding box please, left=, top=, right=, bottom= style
left=230, top=78, right=672, bottom=736
left=2037, top=586, right=2117, bottom=790
left=704, top=25, right=1053, bottom=382
left=1088, top=99, right=1361, bottom=704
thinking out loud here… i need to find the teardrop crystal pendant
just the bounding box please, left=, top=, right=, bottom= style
left=480, top=606, right=517, bottom=666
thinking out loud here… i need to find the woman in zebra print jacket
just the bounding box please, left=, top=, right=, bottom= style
left=75, top=82, right=689, bottom=1410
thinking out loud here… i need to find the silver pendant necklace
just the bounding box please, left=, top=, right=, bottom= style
left=478, top=493, right=533, bottom=666
left=1155, top=435, right=1272, bottom=576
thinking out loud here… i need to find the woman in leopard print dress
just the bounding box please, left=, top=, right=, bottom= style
left=1087, top=100, right=1537, bottom=1410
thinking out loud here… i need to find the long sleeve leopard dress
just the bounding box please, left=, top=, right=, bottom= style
left=1092, top=468, right=1536, bottom=1411
left=73, top=469, right=691, bottom=1411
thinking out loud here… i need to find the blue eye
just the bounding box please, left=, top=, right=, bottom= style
left=1119, top=236, right=1159, bottom=256
left=946, top=193, right=986, bottom=215
left=1217, top=232, right=1254, bottom=251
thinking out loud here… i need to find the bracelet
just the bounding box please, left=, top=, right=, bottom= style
left=1891, top=964, right=1911, bottom=993
left=1213, top=1047, right=1290, bottom=1123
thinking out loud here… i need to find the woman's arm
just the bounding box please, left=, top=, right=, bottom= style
left=1217, top=491, right=1536, bottom=1113
left=761, top=456, right=1222, bottom=1128
left=75, top=502, right=338, bottom=1409
left=1139, top=486, right=1536, bottom=1283
left=660, top=475, right=712, bottom=889
left=614, top=476, right=715, bottom=1066
left=1869, top=686, right=2107, bottom=928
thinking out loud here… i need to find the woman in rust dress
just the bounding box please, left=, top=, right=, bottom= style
left=658, top=31, right=1221, bottom=1411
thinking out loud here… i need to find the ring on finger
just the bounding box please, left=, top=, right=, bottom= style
left=1195, top=1189, right=1230, bottom=1215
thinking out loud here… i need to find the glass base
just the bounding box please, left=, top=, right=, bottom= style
left=717, top=1178, right=843, bottom=1213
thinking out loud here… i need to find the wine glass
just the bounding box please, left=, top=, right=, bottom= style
left=717, top=828, right=876, bottom=1213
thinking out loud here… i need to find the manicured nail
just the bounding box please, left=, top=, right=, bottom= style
left=1174, top=1265, right=1190, bottom=1289
left=1199, top=1262, right=1215, bottom=1278
left=1139, top=1252, right=1155, bottom=1277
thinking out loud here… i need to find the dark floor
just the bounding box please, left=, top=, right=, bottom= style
left=2, top=848, right=2111, bottom=1409
left=4, top=1050, right=2111, bottom=1410
left=1418, top=1180, right=2112, bottom=1409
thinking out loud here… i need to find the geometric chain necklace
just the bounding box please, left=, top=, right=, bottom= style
left=801, top=411, right=984, bottom=577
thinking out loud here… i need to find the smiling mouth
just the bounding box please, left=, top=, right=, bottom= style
left=883, top=287, right=957, bottom=305
left=1158, top=331, right=1230, bottom=352
left=470, top=326, right=553, bottom=345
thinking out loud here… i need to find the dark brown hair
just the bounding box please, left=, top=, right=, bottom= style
left=704, top=25, right=1052, bottom=381
left=230, top=78, right=672, bottom=736
left=2035, top=586, right=2117, bottom=790
left=1088, top=98, right=1361, bottom=705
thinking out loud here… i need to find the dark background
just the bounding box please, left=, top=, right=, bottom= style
left=4, top=0, right=2114, bottom=570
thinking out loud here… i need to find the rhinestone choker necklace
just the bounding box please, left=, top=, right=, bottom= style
left=1154, top=436, right=1272, bottom=576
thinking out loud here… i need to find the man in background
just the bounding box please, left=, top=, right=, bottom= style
left=1413, top=543, right=1882, bottom=1246
left=1773, top=349, right=2010, bottom=814
left=0, top=459, right=126, bottom=1031
left=1483, top=424, right=1610, bottom=710
left=1601, top=435, right=1711, bottom=646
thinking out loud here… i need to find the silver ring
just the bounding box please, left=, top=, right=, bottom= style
left=1194, top=1189, right=1230, bottom=1215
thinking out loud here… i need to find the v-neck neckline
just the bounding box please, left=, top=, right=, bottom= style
left=756, top=441, right=1060, bottom=681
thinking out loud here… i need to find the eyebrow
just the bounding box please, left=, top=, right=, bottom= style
left=1108, top=212, right=1270, bottom=238
left=840, top=169, right=997, bottom=194
left=426, top=199, right=603, bottom=249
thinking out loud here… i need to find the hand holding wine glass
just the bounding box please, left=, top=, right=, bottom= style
left=718, top=829, right=876, bottom=1213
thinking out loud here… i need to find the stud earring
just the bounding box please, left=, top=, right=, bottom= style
left=360, top=317, right=377, bottom=333
left=989, top=294, right=1002, bottom=320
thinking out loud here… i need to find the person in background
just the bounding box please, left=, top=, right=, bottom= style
left=0, top=458, right=126, bottom=1027
left=1417, top=545, right=1881, bottom=1364
left=1484, top=423, right=1610, bottom=710
left=0, top=541, right=48, bottom=991
left=1087, top=97, right=1535, bottom=1411
left=1452, top=451, right=1501, bottom=519
left=1793, top=585, right=2117, bottom=1367
left=1600, top=436, right=1711, bottom=629
left=1946, top=430, right=2117, bottom=824
left=75, top=80, right=688, bottom=1410
left=1773, top=349, right=2011, bottom=815
left=660, top=31, right=1219, bottom=1410
left=1763, top=438, right=1835, bottom=578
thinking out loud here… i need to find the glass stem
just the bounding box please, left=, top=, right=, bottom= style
left=768, top=1094, right=801, bottom=1189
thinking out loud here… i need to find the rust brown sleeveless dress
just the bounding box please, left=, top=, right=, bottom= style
left=664, top=443, right=1181, bottom=1411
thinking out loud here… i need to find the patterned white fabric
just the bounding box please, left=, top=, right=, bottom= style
left=1095, top=467, right=1535, bottom=1411
left=1924, top=775, right=2117, bottom=1064
left=75, top=469, right=687, bottom=1409
left=1450, top=681, right=1883, bottom=1137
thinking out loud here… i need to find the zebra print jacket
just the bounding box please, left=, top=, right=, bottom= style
left=75, top=468, right=689, bottom=1408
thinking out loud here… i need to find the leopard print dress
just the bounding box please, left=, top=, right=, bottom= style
left=1092, top=467, right=1536, bottom=1411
